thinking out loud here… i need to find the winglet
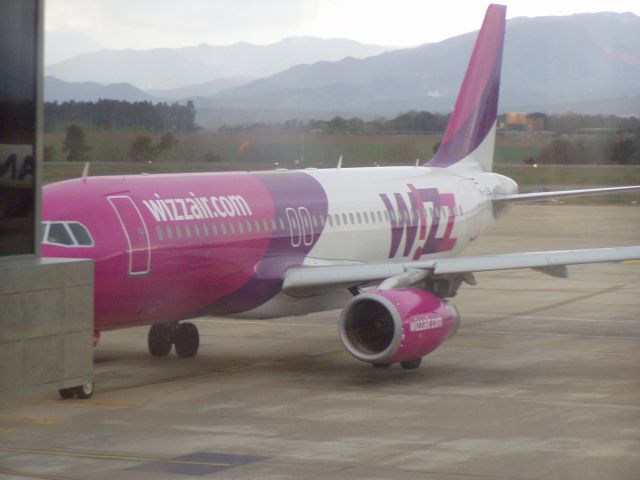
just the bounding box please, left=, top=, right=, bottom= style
left=429, top=4, right=506, bottom=171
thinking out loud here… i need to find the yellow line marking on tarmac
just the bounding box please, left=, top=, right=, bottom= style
left=77, top=399, right=141, bottom=409
left=623, top=260, right=640, bottom=264
left=1, top=417, right=60, bottom=426
left=44, top=399, right=141, bottom=409
left=0, top=446, right=232, bottom=468
left=0, top=467, right=78, bottom=480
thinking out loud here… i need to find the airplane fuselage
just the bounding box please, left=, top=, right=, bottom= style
left=41, top=166, right=517, bottom=331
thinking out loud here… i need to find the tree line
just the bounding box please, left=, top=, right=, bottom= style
left=543, top=113, right=640, bottom=135
left=219, top=110, right=451, bottom=135
left=536, top=131, right=640, bottom=165
left=44, top=99, right=198, bottom=132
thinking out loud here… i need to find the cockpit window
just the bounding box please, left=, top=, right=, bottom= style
left=42, top=221, right=94, bottom=247
left=47, top=223, right=74, bottom=246
left=68, top=223, right=93, bottom=246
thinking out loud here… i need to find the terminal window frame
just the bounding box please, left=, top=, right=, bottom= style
left=42, top=221, right=95, bottom=247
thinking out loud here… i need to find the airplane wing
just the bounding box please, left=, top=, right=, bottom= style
left=283, top=246, right=640, bottom=296
left=285, top=185, right=640, bottom=296
left=493, top=185, right=640, bottom=203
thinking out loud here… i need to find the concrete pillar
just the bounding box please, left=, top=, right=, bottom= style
left=0, top=258, right=93, bottom=405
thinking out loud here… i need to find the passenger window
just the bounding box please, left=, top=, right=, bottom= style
left=263, top=219, right=269, bottom=231
left=156, top=226, right=164, bottom=240
left=202, top=223, right=209, bottom=236
left=378, top=211, right=383, bottom=222
left=220, top=223, right=226, bottom=235
left=342, top=213, right=348, bottom=225
left=237, top=221, right=244, bottom=234
left=356, top=212, right=362, bottom=224
left=254, top=220, right=260, bottom=232
left=349, top=213, right=355, bottom=224
left=194, top=223, right=201, bottom=237
left=278, top=218, right=285, bottom=231
left=47, top=223, right=73, bottom=246
left=327, top=215, right=333, bottom=227
left=383, top=211, right=389, bottom=222
left=362, top=212, right=369, bottom=223
left=185, top=224, right=192, bottom=238
left=334, top=214, right=340, bottom=226
left=166, top=225, right=173, bottom=239
left=176, top=225, right=183, bottom=238
left=229, top=222, right=235, bottom=235
left=68, top=223, right=93, bottom=246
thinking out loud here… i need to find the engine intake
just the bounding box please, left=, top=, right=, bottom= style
left=339, top=288, right=460, bottom=365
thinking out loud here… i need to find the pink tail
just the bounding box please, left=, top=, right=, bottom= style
left=429, top=4, right=506, bottom=171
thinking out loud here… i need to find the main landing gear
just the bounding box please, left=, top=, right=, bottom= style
left=148, top=322, right=199, bottom=358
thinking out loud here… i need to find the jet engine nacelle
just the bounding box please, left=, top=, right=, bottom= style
left=339, top=288, right=460, bottom=366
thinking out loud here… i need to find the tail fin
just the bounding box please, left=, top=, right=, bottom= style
left=429, top=4, right=506, bottom=172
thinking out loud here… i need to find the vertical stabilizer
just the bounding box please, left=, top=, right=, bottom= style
left=428, top=4, right=506, bottom=172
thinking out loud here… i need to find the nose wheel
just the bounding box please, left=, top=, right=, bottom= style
left=148, top=322, right=199, bottom=358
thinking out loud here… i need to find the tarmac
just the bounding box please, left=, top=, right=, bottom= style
left=1, top=204, right=639, bottom=480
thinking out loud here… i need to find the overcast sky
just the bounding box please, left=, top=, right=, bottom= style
left=46, top=0, right=640, bottom=61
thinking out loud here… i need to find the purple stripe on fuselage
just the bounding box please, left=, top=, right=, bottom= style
left=208, top=171, right=328, bottom=315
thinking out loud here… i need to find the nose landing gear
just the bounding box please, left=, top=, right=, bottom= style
left=147, top=322, right=199, bottom=358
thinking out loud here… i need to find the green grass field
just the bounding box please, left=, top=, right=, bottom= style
left=43, top=130, right=640, bottom=203
left=44, top=130, right=542, bottom=169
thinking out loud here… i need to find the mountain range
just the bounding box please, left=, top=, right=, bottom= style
left=46, top=37, right=391, bottom=90
left=45, top=12, right=640, bottom=125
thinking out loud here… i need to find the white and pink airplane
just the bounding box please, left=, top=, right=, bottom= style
left=42, top=5, right=639, bottom=377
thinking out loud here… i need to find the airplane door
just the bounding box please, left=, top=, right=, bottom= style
left=107, top=195, right=151, bottom=275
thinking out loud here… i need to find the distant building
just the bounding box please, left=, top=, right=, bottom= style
left=526, top=112, right=546, bottom=131
left=503, top=112, right=547, bottom=132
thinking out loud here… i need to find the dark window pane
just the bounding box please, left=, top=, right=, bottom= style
left=47, top=223, right=73, bottom=246
left=68, top=223, right=93, bottom=246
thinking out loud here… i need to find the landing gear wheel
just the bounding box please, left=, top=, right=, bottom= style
left=174, top=322, right=199, bottom=358
left=148, top=323, right=173, bottom=357
left=400, top=358, right=422, bottom=370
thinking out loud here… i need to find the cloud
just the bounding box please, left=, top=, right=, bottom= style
left=47, top=0, right=317, bottom=48
left=46, top=0, right=640, bottom=51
